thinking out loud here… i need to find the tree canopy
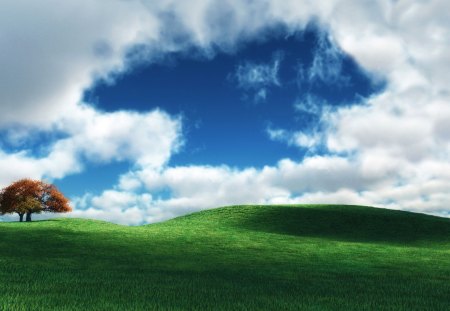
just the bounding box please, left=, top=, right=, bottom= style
left=0, top=179, right=71, bottom=222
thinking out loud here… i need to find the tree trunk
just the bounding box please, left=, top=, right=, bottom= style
left=19, top=213, right=24, bottom=222
left=26, top=212, right=32, bottom=222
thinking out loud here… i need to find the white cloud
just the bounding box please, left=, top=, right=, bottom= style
left=267, top=127, right=320, bottom=149
left=294, top=94, right=328, bottom=116
left=0, top=106, right=182, bottom=187
left=234, top=58, right=281, bottom=89
left=231, top=53, right=282, bottom=102
left=0, top=146, right=81, bottom=187
left=57, top=105, right=183, bottom=168
left=268, top=94, right=331, bottom=150
left=0, top=0, right=161, bottom=128
left=307, top=30, right=350, bottom=86
left=70, top=155, right=384, bottom=225
left=71, top=146, right=450, bottom=224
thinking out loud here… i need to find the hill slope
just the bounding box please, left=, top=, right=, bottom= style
left=0, top=205, right=449, bottom=310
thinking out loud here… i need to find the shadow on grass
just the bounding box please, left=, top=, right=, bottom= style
left=239, top=205, right=450, bottom=245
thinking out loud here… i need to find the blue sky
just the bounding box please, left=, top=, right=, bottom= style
left=1, top=1, right=449, bottom=224
left=62, top=27, right=381, bottom=192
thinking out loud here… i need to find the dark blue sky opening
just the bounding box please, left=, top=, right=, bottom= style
left=61, top=26, right=385, bottom=196
left=84, top=26, right=383, bottom=169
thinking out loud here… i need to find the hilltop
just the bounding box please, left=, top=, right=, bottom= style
left=0, top=205, right=449, bottom=310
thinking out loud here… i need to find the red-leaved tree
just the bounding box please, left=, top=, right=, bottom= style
left=0, top=179, right=71, bottom=222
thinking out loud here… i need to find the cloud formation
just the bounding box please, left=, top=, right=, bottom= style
left=0, top=0, right=161, bottom=127
left=231, top=53, right=282, bottom=102
left=72, top=156, right=371, bottom=225
left=0, top=106, right=182, bottom=186
left=307, top=30, right=349, bottom=86
left=1, top=0, right=450, bottom=224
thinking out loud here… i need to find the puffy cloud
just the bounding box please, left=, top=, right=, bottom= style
left=0, top=0, right=185, bottom=189
left=72, top=148, right=450, bottom=225
left=0, top=106, right=182, bottom=187
left=71, top=155, right=385, bottom=225
left=0, top=0, right=160, bottom=127
left=55, top=105, right=182, bottom=168
left=0, top=144, right=81, bottom=187
left=71, top=190, right=153, bottom=225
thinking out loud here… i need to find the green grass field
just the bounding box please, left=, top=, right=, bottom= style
left=0, top=204, right=449, bottom=310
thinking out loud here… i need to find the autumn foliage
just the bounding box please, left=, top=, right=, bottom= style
left=0, top=179, right=71, bottom=222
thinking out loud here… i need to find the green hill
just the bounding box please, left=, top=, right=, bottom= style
left=0, top=205, right=449, bottom=310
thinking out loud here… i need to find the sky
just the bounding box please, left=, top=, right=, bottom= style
left=1, top=0, right=449, bottom=225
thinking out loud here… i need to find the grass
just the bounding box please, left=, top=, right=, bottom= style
left=0, top=204, right=449, bottom=310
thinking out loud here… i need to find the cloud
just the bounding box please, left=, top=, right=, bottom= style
left=267, top=95, right=332, bottom=150
left=70, top=190, right=153, bottom=225
left=69, top=155, right=381, bottom=225
left=55, top=105, right=183, bottom=168
left=0, top=106, right=182, bottom=187
left=234, top=57, right=281, bottom=88
left=231, top=52, right=283, bottom=102
left=307, top=30, right=350, bottom=86
left=267, top=127, right=320, bottom=149
left=294, top=94, right=328, bottom=116
left=71, top=147, right=450, bottom=225
left=0, top=0, right=161, bottom=128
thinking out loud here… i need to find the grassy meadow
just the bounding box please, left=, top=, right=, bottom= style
left=0, top=204, right=449, bottom=310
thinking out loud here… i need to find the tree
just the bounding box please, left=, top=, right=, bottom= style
left=0, top=179, right=71, bottom=222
